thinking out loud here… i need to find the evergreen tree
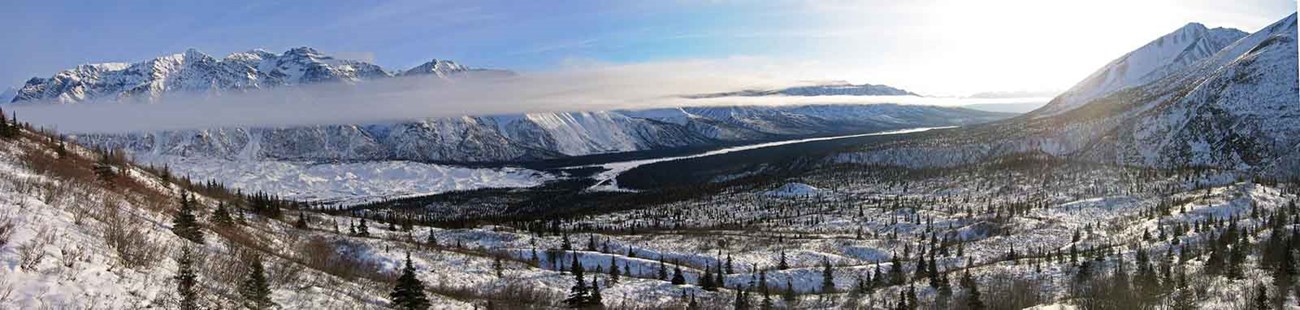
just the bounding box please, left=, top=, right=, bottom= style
left=889, top=254, right=905, bottom=285
left=171, top=194, right=204, bottom=244
left=175, top=247, right=199, bottom=310
left=673, top=264, right=689, bottom=286
left=821, top=258, right=835, bottom=293
left=734, top=286, right=749, bottom=310
left=726, top=254, right=734, bottom=274
left=1252, top=285, right=1269, bottom=310
left=905, top=285, right=918, bottom=310
left=564, top=254, right=591, bottom=307
left=357, top=218, right=371, bottom=237
left=211, top=202, right=234, bottom=227
left=777, top=251, right=789, bottom=270
left=700, top=266, right=715, bottom=290
left=658, top=258, right=669, bottom=280
left=390, top=253, right=431, bottom=310
left=493, top=257, right=505, bottom=278
left=240, top=255, right=275, bottom=310
left=590, top=278, right=604, bottom=307
left=294, top=212, right=309, bottom=229
left=608, top=257, right=621, bottom=284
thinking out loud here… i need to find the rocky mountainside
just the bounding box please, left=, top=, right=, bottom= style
left=1035, top=23, right=1248, bottom=116
left=73, top=104, right=1009, bottom=164
left=838, top=13, right=1299, bottom=176
left=8, top=47, right=484, bottom=103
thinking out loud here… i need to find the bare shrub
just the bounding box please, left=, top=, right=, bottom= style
left=0, top=214, right=15, bottom=248
left=101, top=201, right=165, bottom=269
left=297, top=237, right=386, bottom=281
left=18, top=227, right=54, bottom=270
left=61, top=245, right=87, bottom=269
left=267, top=257, right=307, bottom=288
left=431, top=279, right=564, bottom=308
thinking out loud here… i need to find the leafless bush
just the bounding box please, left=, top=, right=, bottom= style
left=297, top=237, right=386, bottom=281
left=61, top=245, right=87, bottom=269
left=268, top=256, right=307, bottom=287
left=101, top=202, right=165, bottom=269
left=431, top=280, right=564, bottom=308
left=0, top=214, right=15, bottom=248
left=39, top=181, right=72, bottom=207
left=18, top=227, right=54, bottom=270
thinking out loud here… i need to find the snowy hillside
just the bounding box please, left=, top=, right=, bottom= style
left=1035, top=23, right=1247, bottom=116
left=8, top=47, right=489, bottom=104
left=838, top=13, right=1299, bottom=177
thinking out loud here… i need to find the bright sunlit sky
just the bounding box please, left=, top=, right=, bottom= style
left=0, top=0, right=1294, bottom=96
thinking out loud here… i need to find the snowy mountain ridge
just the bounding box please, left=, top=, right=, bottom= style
left=839, top=13, right=1299, bottom=176
left=73, top=104, right=1010, bottom=164
left=683, top=81, right=918, bottom=98
left=8, top=47, right=484, bottom=104
left=1035, top=23, right=1248, bottom=116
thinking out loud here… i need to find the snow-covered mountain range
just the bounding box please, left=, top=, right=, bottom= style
left=73, top=104, right=1007, bottom=164
left=5, top=47, right=1006, bottom=164
left=684, top=81, right=917, bottom=98
left=840, top=13, right=1300, bottom=176
left=8, top=47, right=485, bottom=104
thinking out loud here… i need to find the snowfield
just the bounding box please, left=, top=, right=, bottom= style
left=141, top=156, right=554, bottom=205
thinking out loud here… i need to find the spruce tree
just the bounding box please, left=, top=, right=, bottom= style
left=821, top=258, right=835, bottom=293
left=211, top=202, right=234, bottom=227
left=564, top=254, right=590, bottom=307
left=590, top=278, right=604, bottom=307
left=175, top=247, right=199, bottom=310
left=240, top=255, right=275, bottom=310
left=390, top=253, right=431, bottom=310
left=777, top=252, right=789, bottom=270
left=889, top=254, right=905, bottom=285
left=493, top=257, right=505, bottom=278
left=608, top=257, right=620, bottom=284
left=658, top=258, right=669, bottom=280
left=357, top=218, right=371, bottom=237
left=734, top=286, right=749, bottom=310
left=294, top=212, right=309, bottom=229
left=700, top=266, right=715, bottom=290
left=172, top=194, right=204, bottom=244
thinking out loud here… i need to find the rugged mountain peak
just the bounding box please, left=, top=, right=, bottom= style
left=400, top=59, right=470, bottom=77
left=9, top=47, right=484, bottom=104
left=1033, top=22, right=1248, bottom=116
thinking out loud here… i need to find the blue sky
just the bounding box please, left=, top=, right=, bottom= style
left=1, top=0, right=1294, bottom=95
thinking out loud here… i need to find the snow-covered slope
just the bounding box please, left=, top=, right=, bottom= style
left=73, top=104, right=1010, bottom=164
left=839, top=13, right=1299, bottom=176
left=1035, top=23, right=1247, bottom=116
left=9, top=47, right=490, bottom=104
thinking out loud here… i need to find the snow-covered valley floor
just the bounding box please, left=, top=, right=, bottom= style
left=141, top=156, right=555, bottom=205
